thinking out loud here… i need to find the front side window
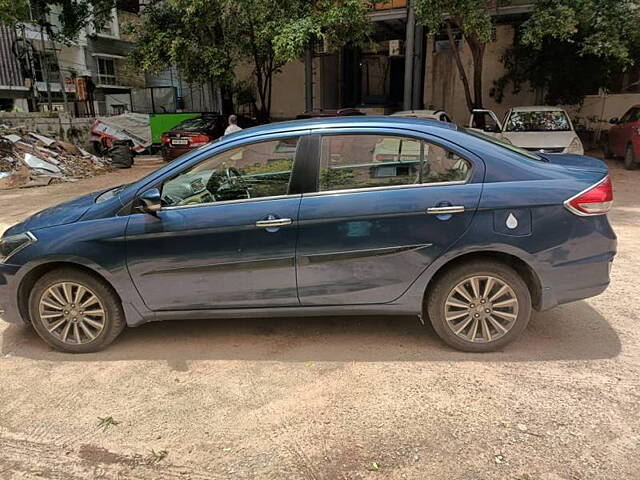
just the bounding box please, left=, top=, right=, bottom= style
left=319, top=134, right=470, bottom=192
left=161, top=137, right=299, bottom=207
left=504, top=110, right=571, bottom=132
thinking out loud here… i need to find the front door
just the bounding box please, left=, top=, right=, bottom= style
left=126, top=136, right=304, bottom=311
left=296, top=131, right=483, bottom=305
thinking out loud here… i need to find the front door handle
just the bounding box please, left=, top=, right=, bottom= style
left=426, top=205, right=465, bottom=215
left=256, top=217, right=293, bottom=228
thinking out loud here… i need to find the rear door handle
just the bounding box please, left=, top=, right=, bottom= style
left=256, top=218, right=293, bottom=228
left=426, top=206, right=465, bottom=215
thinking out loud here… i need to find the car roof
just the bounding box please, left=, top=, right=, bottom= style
left=508, top=106, right=568, bottom=112
left=221, top=115, right=458, bottom=141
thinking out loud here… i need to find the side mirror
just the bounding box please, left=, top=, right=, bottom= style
left=484, top=124, right=501, bottom=133
left=609, top=117, right=619, bottom=124
left=138, top=188, right=162, bottom=215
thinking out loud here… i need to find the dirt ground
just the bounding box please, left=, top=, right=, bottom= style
left=0, top=153, right=638, bottom=480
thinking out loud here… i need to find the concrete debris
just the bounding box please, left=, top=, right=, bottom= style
left=0, top=127, right=111, bottom=190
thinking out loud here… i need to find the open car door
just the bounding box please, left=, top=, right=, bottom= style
left=468, top=109, right=503, bottom=138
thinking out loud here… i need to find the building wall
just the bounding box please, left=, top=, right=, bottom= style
left=424, top=24, right=536, bottom=125
left=235, top=61, right=306, bottom=120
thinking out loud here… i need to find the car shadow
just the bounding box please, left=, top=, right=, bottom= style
left=1, top=300, right=620, bottom=365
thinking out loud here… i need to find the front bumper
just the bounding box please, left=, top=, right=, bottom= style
left=0, top=263, right=24, bottom=324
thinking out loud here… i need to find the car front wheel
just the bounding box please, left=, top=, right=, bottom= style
left=29, top=268, right=126, bottom=353
left=426, top=260, right=532, bottom=352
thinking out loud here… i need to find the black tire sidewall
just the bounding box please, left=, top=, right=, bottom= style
left=427, top=261, right=532, bottom=352
left=624, top=144, right=638, bottom=170
left=28, top=269, right=125, bottom=353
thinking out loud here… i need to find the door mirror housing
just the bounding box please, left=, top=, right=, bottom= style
left=609, top=117, right=619, bottom=124
left=138, top=188, right=162, bottom=215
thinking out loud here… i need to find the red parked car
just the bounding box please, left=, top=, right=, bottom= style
left=606, top=105, right=640, bottom=170
left=161, top=114, right=256, bottom=161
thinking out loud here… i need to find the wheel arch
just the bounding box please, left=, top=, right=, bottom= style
left=17, top=260, right=122, bottom=325
left=423, top=250, right=543, bottom=310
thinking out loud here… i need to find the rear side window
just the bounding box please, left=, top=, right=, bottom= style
left=319, top=134, right=470, bottom=192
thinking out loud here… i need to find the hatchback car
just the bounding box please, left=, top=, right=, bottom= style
left=160, top=114, right=256, bottom=162
left=0, top=117, right=616, bottom=353
left=469, top=106, right=584, bottom=155
left=605, top=105, right=640, bottom=170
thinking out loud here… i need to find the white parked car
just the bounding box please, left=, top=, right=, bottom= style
left=468, top=106, right=584, bottom=155
left=392, top=109, right=453, bottom=123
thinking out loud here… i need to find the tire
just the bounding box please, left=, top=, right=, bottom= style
left=603, top=140, right=613, bottom=159
left=28, top=268, right=126, bottom=353
left=426, top=260, right=532, bottom=352
left=624, top=143, right=639, bottom=170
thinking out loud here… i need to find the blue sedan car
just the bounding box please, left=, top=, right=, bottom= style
left=0, top=117, right=616, bottom=353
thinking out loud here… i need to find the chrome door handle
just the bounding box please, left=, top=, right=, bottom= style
left=426, top=206, right=465, bottom=214
left=256, top=218, right=292, bottom=228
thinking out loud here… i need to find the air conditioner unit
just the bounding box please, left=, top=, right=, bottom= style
left=389, top=39, right=403, bottom=57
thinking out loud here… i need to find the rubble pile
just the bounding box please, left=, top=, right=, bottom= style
left=0, top=127, right=112, bottom=190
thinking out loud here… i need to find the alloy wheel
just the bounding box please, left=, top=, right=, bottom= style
left=444, top=275, right=519, bottom=343
left=38, top=281, right=106, bottom=345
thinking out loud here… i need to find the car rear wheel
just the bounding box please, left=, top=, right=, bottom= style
left=426, top=260, right=532, bottom=352
left=28, top=268, right=126, bottom=353
left=624, top=144, right=638, bottom=170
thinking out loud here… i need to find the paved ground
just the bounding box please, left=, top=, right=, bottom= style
left=0, top=153, right=638, bottom=479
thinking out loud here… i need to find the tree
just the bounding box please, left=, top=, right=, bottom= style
left=414, top=0, right=497, bottom=111
left=495, top=0, right=640, bottom=105
left=128, top=0, right=372, bottom=121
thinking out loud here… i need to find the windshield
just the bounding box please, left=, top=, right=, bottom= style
left=504, top=110, right=571, bottom=132
left=174, top=117, right=219, bottom=131
left=462, top=128, right=545, bottom=161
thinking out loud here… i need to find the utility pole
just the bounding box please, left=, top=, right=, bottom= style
left=49, top=32, right=70, bottom=116
left=38, top=24, right=52, bottom=111
left=403, top=1, right=416, bottom=111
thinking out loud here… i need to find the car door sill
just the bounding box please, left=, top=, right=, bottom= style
left=146, top=304, right=420, bottom=324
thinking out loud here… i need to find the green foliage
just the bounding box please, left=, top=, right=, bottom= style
left=414, top=0, right=493, bottom=43
left=129, top=0, right=372, bottom=120
left=0, top=0, right=30, bottom=25
left=2, top=0, right=116, bottom=43
left=496, top=0, right=640, bottom=105
left=522, top=0, right=640, bottom=66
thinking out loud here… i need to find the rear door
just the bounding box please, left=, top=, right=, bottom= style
left=295, top=130, right=484, bottom=305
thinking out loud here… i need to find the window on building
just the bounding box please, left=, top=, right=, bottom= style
left=97, top=58, right=117, bottom=85
left=34, top=53, right=59, bottom=83
left=319, top=134, right=470, bottom=192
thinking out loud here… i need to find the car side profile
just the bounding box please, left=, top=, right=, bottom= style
left=0, top=117, right=616, bottom=353
left=606, top=104, right=640, bottom=170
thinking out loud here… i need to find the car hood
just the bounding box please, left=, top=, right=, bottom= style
left=502, top=131, right=577, bottom=149
left=13, top=191, right=102, bottom=233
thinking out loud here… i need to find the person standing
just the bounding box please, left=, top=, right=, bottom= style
left=224, top=114, right=243, bottom=135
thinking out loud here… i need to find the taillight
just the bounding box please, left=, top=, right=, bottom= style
left=161, top=135, right=170, bottom=143
left=189, top=134, right=210, bottom=147
left=564, top=176, right=613, bottom=216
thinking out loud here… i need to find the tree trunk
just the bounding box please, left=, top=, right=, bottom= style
left=466, top=34, right=486, bottom=110
left=446, top=23, right=473, bottom=112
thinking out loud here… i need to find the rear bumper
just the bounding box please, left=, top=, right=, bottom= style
left=0, top=263, right=24, bottom=324
left=161, top=145, right=195, bottom=162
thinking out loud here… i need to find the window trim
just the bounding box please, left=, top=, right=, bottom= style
left=156, top=135, right=304, bottom=211
left=312, top=131, right=473, bottom=196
